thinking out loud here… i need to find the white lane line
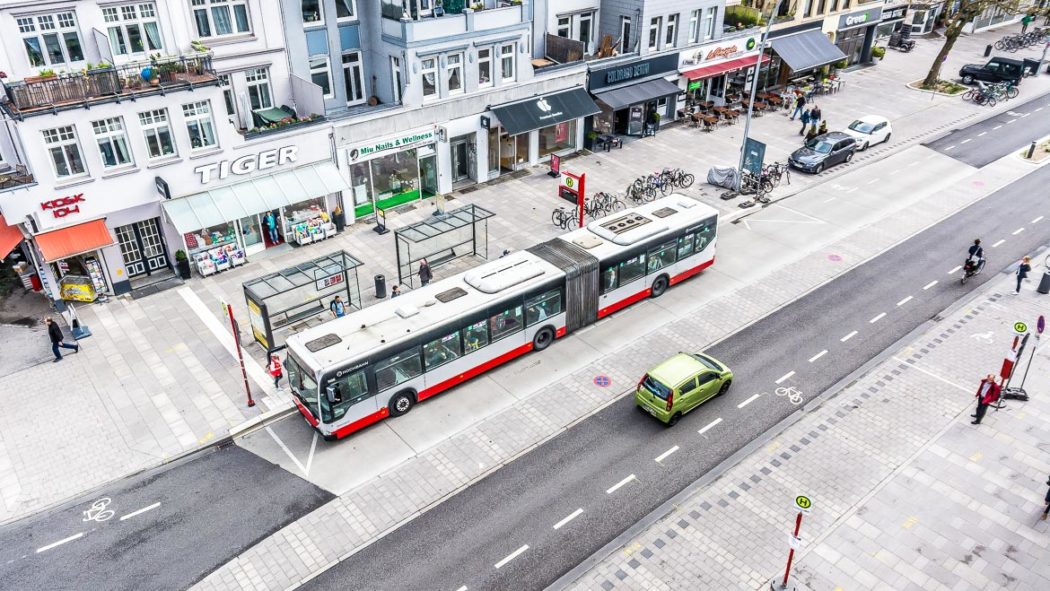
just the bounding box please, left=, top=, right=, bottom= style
left=993, top=125, right=1003, bottom=130
left=606, top=474, right=637, bottom=495
left=948, top=265, right=962, bottom=275
left=494, top=545, right=529, bottom=569
left=808, top=350, right=828, bottom=363
left=870, top=312, right=886, bottom=324
left=944, top=145, right=956, bottom=151
left=1032, top=216, right=1044, bottom=223
left=992, top=239, right=1005, bottom=248
left=698, top=417, right=723, bottom=435
left=455, top=586, right=468, bottom=591
left=1037, top=107, right=1045, bottom=112
left=119, top=502, right=161, bottom=521
left=1007, top=119, right=1017, bottom=124
left=923, top=280, right=938, bottom=290
left=737, top=393, right=761, bottom=409
left=1012, top=227, right=1024, bottom=235
left=841, top=330, right=858, bottom=342
left=553, top=508, right=584, bottom=530
left=654, top=446, right=680, bottom=463
left=775, top=371, right=795, bottom=384
left=891, top=357, right=970, bottom=392
left=977, top=132, right=987, bottom=136
left=907, top=161, right=920, bottom=167
left=35, top=533, right=84, bottom=553
left=866, top=177, right=880, bottom=185
left=960, top=138, right=972, bottom=144
left=896, top=296, right=913, bottom=307
left=266, top=427, right=309, bottom=475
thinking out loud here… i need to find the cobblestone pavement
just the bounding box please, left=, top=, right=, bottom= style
left=562, top=264, right=1050, bottom=591
left=1, top=24, right=1047, bottom=526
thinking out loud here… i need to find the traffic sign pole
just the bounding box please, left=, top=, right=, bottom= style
left=782, top=511, right=803, bottom=588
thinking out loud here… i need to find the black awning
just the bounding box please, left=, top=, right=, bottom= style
left=592, top=78, right=681, bottom=110
left=771, top=30, right=847, bottom=73
left=490, top=87, right=600, bottom=136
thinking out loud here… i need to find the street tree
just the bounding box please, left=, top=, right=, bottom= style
left=922, top=0, right=1021, bottom=89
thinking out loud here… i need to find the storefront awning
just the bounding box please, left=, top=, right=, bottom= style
left=35, top=219, right=114, bottom=262
left=592, top=78, right=682, bottom=111
left=680, top=53, right=771, bottom=81
left=771, top=30, right=847, bottom=73
left=0, top=214, right=24, bottom=260
left=163, top=161, right=349, bottom=234
left=490, top=87, right=600, bottom=136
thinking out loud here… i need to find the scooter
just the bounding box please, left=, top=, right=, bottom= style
left=961, top=257, right=986, bottom=284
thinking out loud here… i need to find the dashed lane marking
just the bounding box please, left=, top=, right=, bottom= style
left=494, top=545, right=529, bottom=569
left=1007, top=119, right=1017, bottom=124
left=897, top=296, right=913, bottom=307
left=841, top=330, right=858, bottom=342
left=1032, top=216, right=1044, bottom=223
left=870, top=312, right=887, bottom=324
left=606, top=474, right=637, bottom=495
left=775, top=371, right=795, bottom=384
left=866, top=178, right=880, bottom=185
left=119, top=502, right=161, bottom=521
left=737, top=393, right=761, bottom=409
left=994, top=125, right=1003, bottom=130
left=36, top=533, right=84, bottom=554
left=1012, top=227, right=1024, bottom=235
left=654, top=446, right=679, bottom=463
left=961, top=138, right=972, bottom=144
left=923, top=280, right=938, bottom=290
left=553, top=508, right=584, bottom=530
left=809, top=350, right=828, bottom=363
left=977, top=132, right=987, bottom=136
left=992, top=239, right=1005, bottom=247
left=1037, top=107, right=1045, bottom=112
left=455, top=587, right=468, bottom=591
left=949, top=265, right=962, bottom=274
left=698, top=417, right=723, bottom=435
left=945, top=145, right=956, bottom=151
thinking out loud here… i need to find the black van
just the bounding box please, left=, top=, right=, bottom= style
left=960, top=57, right=1024, bottom=85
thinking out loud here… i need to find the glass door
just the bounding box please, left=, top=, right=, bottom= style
left=515, top=133, right=530, bottom=167
left=419, top=154, right=438, bottom=196
left=627, top=105, right=645, bottom=135
left=500, top=131, right=516, bottom=172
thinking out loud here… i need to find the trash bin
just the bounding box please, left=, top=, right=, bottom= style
left=1037, top=271, right=1050, bottom=294
left=374, top=274, right=387, bottom=299
left=985, top=44, right=993, bottom=57
left=1023, top=58, right=1041, bottom=77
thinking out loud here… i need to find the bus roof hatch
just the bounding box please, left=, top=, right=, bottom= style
left=464, top=258, right=546, bottom=294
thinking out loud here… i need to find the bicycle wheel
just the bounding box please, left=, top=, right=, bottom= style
left=985, top=96, right=997, bottom=108
left=644, top=186, right=657, bottom=201
left=994, top=40, right=1005, bottom=49
left=551, top=209, right=563, bottom=227
left=1007, top=87, right=1019, bottom=99
left=679, top=173, right=695, bottom=188
left=610, top=198, right=626, bottom=212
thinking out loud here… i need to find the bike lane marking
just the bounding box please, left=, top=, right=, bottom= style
left=553, top=509, right=584, bottom=530
left=992, top=239, right=1005, bottom=247
left=841, top=330, right=858, bottom=342
left=1012, top=227, right=1024, bottom=235
left=654, top=446, right=679, bottom=464
left=897, top=296, right=913, bottom=307
left=923, top=280, right=938, bottom=290
left=494, top=545, right=529, bottom=569
left=949, top=265, right=962, bottom=275
left=808, top=350, right=828, bottom=363
left=119, top=502, right=161, bottom=521
left=870, top=312, right=887, bottom=324
left=35, top=532, right=84, bottom=554
left=605, top=474, right=636, bottom=495
left=737, top=394, right=761, bottom=409
left=698, top=417, right=723, bottom=435
left=775, top=371, right=795, bottom=384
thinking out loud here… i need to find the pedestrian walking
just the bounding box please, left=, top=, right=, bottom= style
left=810, top=105, right=822, bottom=125
left=971, top=373, right=1001, bottom=424
left=264, top=211, right=279, bottom=244
left=799, top=108, right=811, bottom=135
left=329, top=295, right=347, bottom=318
left=1013, top=256, right=1031, bottom=294
left=418, top=258, right=433, bottom=286
left=268, top=353, right=283, bottom=391
left=790, top=92, right=807, bottom=120
left=1021, top=13, right=1034, bottom=34
left=45, top=316, right=79, bottom=362
left=1042, top=475, right=1050, bottom=520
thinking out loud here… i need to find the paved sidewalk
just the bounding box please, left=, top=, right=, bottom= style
left=562, top=262, right=1050, bottom=591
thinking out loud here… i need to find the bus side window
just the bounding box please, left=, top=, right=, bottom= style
left=619, top=254, right=645, bottom=284
left=324, top=369, right=370, bottom=422
left=490, top=304, right=524, bottom=342
left=677, top=234, right=695, bottom=259
left=600, top=265, right=618, bottom=294
left=424, top=331, right=462, bottom=370
left=525, top=288, right=562, bottom=326
left=695, top=221, right=715, bottom=252
left=647, top=240, right=677, bottom=273
left=462, top=320, right=489, bottom=352
left=375, top=348, right=423, bottom=392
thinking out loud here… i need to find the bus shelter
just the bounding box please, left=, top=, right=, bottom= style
left=395, top=204, right=495, bottom=287
left=242, top=250, right=363, bottom=351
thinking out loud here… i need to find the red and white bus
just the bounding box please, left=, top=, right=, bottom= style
left=284, top=195, right=718, bottom=439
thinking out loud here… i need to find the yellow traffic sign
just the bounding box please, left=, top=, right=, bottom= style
left=794, top=495, right=812, bottom=511
left=1014, top=321, right=1028, bottom=335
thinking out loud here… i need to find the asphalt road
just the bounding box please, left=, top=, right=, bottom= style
left=924, top=91, right=1050, bottom=167
left=0, top=444, right=332, bottom=591
left=305, top=164, right=1050, bottom=591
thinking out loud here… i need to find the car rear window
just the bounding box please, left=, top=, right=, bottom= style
left=643, top=375, right=672, bottom=400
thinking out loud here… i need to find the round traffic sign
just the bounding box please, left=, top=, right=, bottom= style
left=1014, top=321, right=1028, bottom=335
left=794, top=495, right=812, bottom=511
left=1038, top=315, right=1045, bottom=335
left=593, top=375, right=611, bottom=388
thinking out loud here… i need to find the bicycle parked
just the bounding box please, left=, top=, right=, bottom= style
left=659, top=167, right=696, bottom=189
left=994, top=29, right=1049, bottom=52
left=551, top=206, right=579, bottom=230
left=964, top=81, right=1018, bottom=107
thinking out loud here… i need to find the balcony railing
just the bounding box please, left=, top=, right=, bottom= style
left=0, top=164, right=35, bottom=192
left=380, top=1, right=523, bottom=42
left=1, top=54, right=217, bottom=119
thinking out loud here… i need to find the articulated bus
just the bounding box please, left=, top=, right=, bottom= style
left=284, top=195, right=718, bottom=440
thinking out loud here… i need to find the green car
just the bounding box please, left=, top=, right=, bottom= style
left=635, top=353, right=733, bottom=426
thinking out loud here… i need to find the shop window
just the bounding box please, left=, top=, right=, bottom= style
left=310, top=55, right=333, bottom=98
left=688, top=10, right=700, bottom=44
left=647, top=240, right=678, bottom=273
left=375, top=348, right=423, bottom=392
left=525, top=289, right=562, bottom=326
left=600, top=265, right=618, bottom=294
left=424, top=331, right=462, bottom=370
left=103, top=3, right=163, bottom=57
left=489, top=304, right=523, bottom=342
left=342, top=51, right=365, bottom=105
left=421, top=57, right=438, bottom=98
left=91, top=117, right=134, bottom=169
left=446, top=53, right=463, bottom=94
left=648, top=17, right=661, bottom=50
left=302, top=0, right=323, bottom=25
left=138, top=108, right=177, bottom=159
left=619, top=255, right=646, bottom=284
left=538, top=120, right=576, bottom=158
left=462, top=320, right=489, bottom=352
left=372, top=148, right=419, bottom=206
left=336, top=0, right=357, bottom=22
left=322, top=369, right=369, bottom=422
left=184, top=221, right=236, bottom=255
left=500, top=44, right=515, bottom=82
left=42, top=125, right=86, bottom=178
left=348, top=160, right=373, bottom=213
left=191, top=0, right=251, bottom=38
left=18, top=12, right=84, bottom=68
left=239, top=215, right=262, bottom=249
left=246, top=68, right=273, bottom=110
left=285, top=196, right=328, bottom=242
left=665, top=14, right=678, bottom=48
left=478, top=48, right=492, bottom=87
left=183, top=100, right=217, bottom=151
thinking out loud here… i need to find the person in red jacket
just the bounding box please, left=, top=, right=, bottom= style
left=971, top=374, right=1001, bottom=425
left=268, top=353, right=283, bottom=391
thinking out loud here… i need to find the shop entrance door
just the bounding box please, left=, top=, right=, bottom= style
left=514, top=133, right=529, bottom=168
left=627, top=105, right=645, bottom=135
left=115, top=218, right=168, bottom=278
left=419, top=154, right=438, bottom=196
left=451, top=138, right=471, bottom=183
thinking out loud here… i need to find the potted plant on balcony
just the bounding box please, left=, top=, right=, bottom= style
left=25, top=69, right=57, bottom=84
left=175, top=250, right=191, bottom=279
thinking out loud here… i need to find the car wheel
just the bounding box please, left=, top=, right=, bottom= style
left=962, top=74, right=974, bottom=85
left=883, top=132, right=891, bottom=145
left=532, top=326, right=556, bottom=351
left=860, top=141, right=869, bottom=151
left=650, top=275, right=669, bottom=298
left=666, top=412, right=682, bottom=427
left=845, top=151, right=854, bottom=163
left=814, top=163, right=824, bottom=174
left=717, top=380, right=732, bottom=397
left=388, top=391, right=415, bottom=417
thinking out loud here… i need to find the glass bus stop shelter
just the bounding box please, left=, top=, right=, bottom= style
left=242, top=250, right=363, bottom=351
left=395, top=203, right=495, bottom=287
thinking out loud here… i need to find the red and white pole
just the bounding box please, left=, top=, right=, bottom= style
left=577, top=173, right=587, bottom=228
left=226, top=302, right=255, bottom=408
left=782, top=511, right=803, bottom=588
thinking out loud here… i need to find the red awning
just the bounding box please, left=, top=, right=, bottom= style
left=0, top=214, right=24, bottom=260
left=35, top=219, right=113, bottom=262
left=681, top=54, right=771, bottom=81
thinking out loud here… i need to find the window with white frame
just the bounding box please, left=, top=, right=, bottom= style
left=302, top=0, right=323, bottom=24
left=102, top=3, right=162, bottom=57
left=91, top=117, right=133, bottom=168
left=138, top=109, right=177, bottom=159
left=217, top=73, right=236, bottom=118
left=688, top=10, right=700, bottom=44
left=620, top=16, right=631, bottom=54
left=336, top=0, right=356, bottom=21
left=556, top=16, right=570, bottom=38
left=578, top=12, right=593, bottom=46
left=342, top=52, right=364, bottom=105
left=478, top=47, right=492, bottom=87
left=665, top=14, right=678, bottom=48
left=704, top=7, right=717, bottom=41
left=446, top=53, right=463, bottom=94
left=245, top=68, right=273, bottom=110
left=183, top=101, right=217, bottom=150
left=18, top=12, right=84, bottom=68
left=42, top=126, right=86, bottom=178
left=421, top=57, right=438, bottom=98
left=500, top=43, right=515, bottom=82
left=191, top=0, right=251, bottom=38
left=310, top=56, right=333, bottom=98
left=648, top=17, right=661, bottom=50
left=390, top=56, right=403, bottom=103
left=556, top=13, right=594, bottom=46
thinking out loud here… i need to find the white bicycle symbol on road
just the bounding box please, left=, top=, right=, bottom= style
left=775, top=386, right=804, bottom=406
left=83, top=497, right=115, bottom=522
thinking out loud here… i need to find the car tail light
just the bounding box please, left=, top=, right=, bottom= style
left=638, top=374, right=647, bottom=391
left=665, top=392, right=674, bottom=412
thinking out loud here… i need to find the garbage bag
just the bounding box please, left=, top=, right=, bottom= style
left=707, top=166, right=738, bottom=189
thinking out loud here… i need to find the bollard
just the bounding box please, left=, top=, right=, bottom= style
left=1027, top=142, right=1038, bottom=159
left=985, top=44, right=992, bottom=57
left=1038, top=271, right=1050, bottom=294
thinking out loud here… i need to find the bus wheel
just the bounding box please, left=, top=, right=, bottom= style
left=389, top=391, right=415, bottom=417
left=533, top=326, right=556, bottom=351
left=650, top=275, right=669, bottom=298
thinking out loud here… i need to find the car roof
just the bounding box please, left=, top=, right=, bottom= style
left=649, top=353, right=705, bottom=387
left=853, top=115, right=887, bottom=124
left=988, top=57, right=1024, bottom=65
left=818, top=131, right=852, bottom=141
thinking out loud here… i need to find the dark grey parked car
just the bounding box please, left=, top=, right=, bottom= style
left=788, top=132, right=857, bottom=174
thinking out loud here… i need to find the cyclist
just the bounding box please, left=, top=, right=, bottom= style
left=965, top=239, right=984, bottom=273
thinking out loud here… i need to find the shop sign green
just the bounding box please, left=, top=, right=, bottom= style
left=349, top=130, right=435, bottom=162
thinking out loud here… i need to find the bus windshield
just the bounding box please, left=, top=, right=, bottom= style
left=285, top=350, right=319, bottom=420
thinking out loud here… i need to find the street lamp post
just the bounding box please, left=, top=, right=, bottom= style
left=736, top=0, right=785, bottom=192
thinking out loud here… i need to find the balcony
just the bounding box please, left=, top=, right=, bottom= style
left=381, top=1, right=524, bottom=43
left=0, top=164, right=35, bottom=193
left=0, top=54, right=218, bottom=119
